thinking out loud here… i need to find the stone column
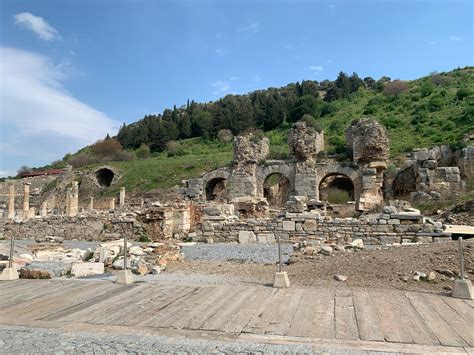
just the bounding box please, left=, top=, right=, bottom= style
left=28, top=207, right=36, bottom=219
left=65, top=188, right=71, bottom=216
left=89, top=197, right=94, bottom=211
left=7, top=185, right=14, bottom=219
left=109, top=198, right=115, bottom=210
left=40, top=202, right=47, bottom=217
left=70, top=181, right=79, bottom=217
left=22, top=183, right=30, bottom=220
left=119, top=187, right=125, bottom=206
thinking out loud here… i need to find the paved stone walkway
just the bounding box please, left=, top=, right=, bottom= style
left=0, top=279, right=472, bottom=354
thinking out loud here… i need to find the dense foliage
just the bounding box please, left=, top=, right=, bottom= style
left=116, top=67, right=474, bottom=157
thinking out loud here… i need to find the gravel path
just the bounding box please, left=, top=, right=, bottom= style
left=181, top=243, right=293, bottom=264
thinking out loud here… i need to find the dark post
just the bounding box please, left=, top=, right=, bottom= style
left=277, top=234, right=282, bottom=273
left=123, top=235, right=128, bottom=271
left=459, top=237, right=464, bottom=280
left=8, top=236, right=14, bottom=269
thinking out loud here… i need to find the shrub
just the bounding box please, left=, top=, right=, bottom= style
left=166, top=140, right=185, bottom=157
left=383, top=80, right=408, bottom=96
left=135, top=144, right=151, bottom=159
left=456, top=88, right=473, bottom=101
left=431, top=74, right=451, bottom=86
left=217, top=129, right=233, bottom=143
left=68, top=153, right=101, bottom=168
left=326, top=188, right=351, bottom=204
left=300, top=114, right=323, bottom=133
left=90, top=138, right=123, bottom=157
left=428, top=94, right=445, bottom=111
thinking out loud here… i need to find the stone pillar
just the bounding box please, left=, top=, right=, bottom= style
left=89, top=197, right=94, bottom=211
left=119, top=187, right=125, bottom=206
left=28, top=207, right=36, bottom=219
left=109, top=198, right=115, bottom=209
left=7, top=185, right=14, bottom=219
left=40, top=202, right=47, bottom=217
left=22, top=183, right=30, bottom=220
left=70, top=181, right=79, bottom=217
left=65, top=188, right=71, bottom=216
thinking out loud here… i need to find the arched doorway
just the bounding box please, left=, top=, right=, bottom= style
left=95, top=168, right=114, bottom=187
left=319, top=173, right=354, bottom=204
left=205, top=178, right=227, bottom=201
left=263, top=173, right=291, bottom=208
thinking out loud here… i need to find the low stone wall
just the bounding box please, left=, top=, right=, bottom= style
left=3, top=215, right=139, bottom=241
left=195, top=212, right=451, bottom=245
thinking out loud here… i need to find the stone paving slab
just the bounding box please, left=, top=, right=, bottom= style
left=0, top=279, right=473, bottom=353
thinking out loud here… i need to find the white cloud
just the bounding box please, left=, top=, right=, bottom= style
left=238, top=22, right=260, bottom=33
left=449, top=36, right=462, bottom=41
left=328, top=4, right=336, bottom=8
left=307, top=65, right=324, bottom=72
left=14, top=12, right=60, bottom=41
left=0, top=47, right=118, bottom=175
left=211, top=80, right=230, bottom=95
left=229, top=76, right=239, bottom=81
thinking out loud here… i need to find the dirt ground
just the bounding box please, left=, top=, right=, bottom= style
left=167, top=240, right=474, bottom=293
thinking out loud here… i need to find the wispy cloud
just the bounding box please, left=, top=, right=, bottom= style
left=307, top=65, right=324, bottom=72
left=229, top=76, right=239, bottom=81
left=449, top=36, right=462, bottom=41
left=215, top=48, right=229, bottom=56
left=211, top=80, right=231, bottom=95
left=328, top=4, right=336, bottom=8
left=0, top=47, right=118, bottom=176
left=14, top=12, right=60, bottom=41
left=238, top=22, right=260, bottom=33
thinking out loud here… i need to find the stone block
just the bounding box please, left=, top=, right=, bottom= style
left=257, top=233, right=275, bottom=243
left=115, top=269, right=134, bottom=285
left=302, top=219, right=317, bottom=231
left=71, top=262, right=105, bottom=278
left=273, top=271, right=290, bottom=288
left=238, top=231, right=256, bottom=243
left=388, top=219, right=400, bottom=225
left=423, top=159, right=437, bottom=169
left=452, top=279, right=473, bottom=300
left=282, top=220, right=296, bottom=231
left=0, top=267, right=19, bottom=281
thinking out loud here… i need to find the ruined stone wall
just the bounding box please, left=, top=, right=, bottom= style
left=288, top=121, right=324, bottom=161
left=345, top=118, right=389, bottom=163
left=194, top=212, right=448, bottom=246
left=3, top=215, right=139, bottom=241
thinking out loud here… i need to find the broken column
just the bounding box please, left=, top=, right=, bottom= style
left=119, top=187, right=125, bottom=206
left=70, top=181, right=79, bottom=217
left=89, top=197, right=94, bottom=211
left=22, top=183, right=30, bottom=220
left=65, top=188, right=71, bottom=216
left=109, top=198, right=115, bottom=209
left=7, top=185, right=14, bottom=219
left=40, top=202, right=47, bottom=217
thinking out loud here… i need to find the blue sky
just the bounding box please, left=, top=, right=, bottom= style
left=0, top=0, right=472, bottom=176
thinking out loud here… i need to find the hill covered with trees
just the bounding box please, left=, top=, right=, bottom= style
left=116, top=67, right=473, bottom=157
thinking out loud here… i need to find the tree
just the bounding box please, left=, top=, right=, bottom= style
left=17, top=166, right=32, bottom=177
left=383, top=80, right=409, bottom=96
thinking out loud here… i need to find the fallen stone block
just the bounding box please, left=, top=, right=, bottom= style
left=20, top=261, right=72, bottom=279
left=71, top=262, right=104, bottom=278
left=238, top=231, right=256, bottom=243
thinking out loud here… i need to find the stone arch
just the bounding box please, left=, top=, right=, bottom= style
left=205, top=177, right=228, bottom=201
left=95, top=168, right=115, bottom=187
left=316, top=165, right=360, bottom=202
left=319, top=173, right=355, bottom=203
left=202, top=169, right=231, bottom=202
left=263, top=173, right=291, bottom=208
left=256, top=164, right=295, bottom=198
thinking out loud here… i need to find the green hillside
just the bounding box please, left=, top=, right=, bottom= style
left=40, top=67, right=473, bottom=195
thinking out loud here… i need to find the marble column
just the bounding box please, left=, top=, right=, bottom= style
left=70, top=181, right=79, bottom=217
left=7, top=185, right=14, bottom=219
left=22, top=183, right=30, bottom=220
left=89, top=197, right=94, bottom=211
left=109, top=198, right=115, bottom=210
left=119, top=187, right=125, bottom=206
